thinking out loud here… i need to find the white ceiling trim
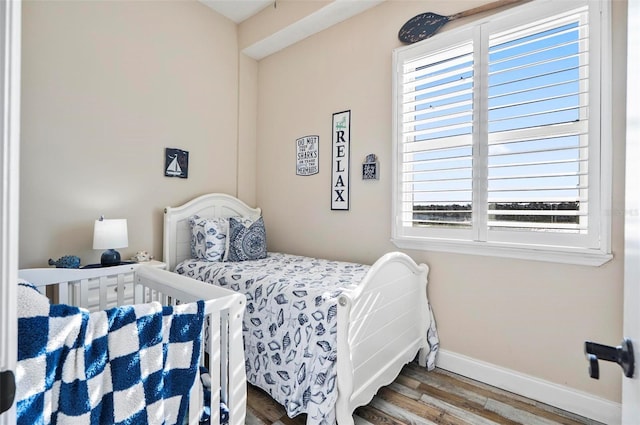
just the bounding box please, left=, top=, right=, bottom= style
left=200, top=0, right=273, bottom=24
left=242, top=0, right=385, bottom=60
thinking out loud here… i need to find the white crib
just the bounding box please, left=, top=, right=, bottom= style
left=18, top=264, right=247, bottom=425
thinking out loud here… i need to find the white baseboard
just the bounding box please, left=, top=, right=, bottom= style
left=436, top=349, right=621, bottom=425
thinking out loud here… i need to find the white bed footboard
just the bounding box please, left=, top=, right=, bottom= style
left=335, top=252, right=430, bottom=424
left=18, top=264, right=247, bottom=425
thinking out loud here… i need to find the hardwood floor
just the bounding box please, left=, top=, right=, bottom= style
left=246, top=362, right=603, bottom=425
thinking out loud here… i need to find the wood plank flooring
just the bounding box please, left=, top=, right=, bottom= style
left=246, top=362, right=603, bottom=425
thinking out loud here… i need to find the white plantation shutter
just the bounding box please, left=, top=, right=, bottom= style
left=392, top=0, right=611, bottom=264
left=485, top=5, right=598, bottom=247
left=401, top=38, right=475, bottom=239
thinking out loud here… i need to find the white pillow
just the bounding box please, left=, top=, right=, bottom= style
left=188, top=215, right=228, bottom=262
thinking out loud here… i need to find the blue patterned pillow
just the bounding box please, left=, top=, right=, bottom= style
left=188, top=215, right=228, bottom=262
left=225, top=216, right=267, bottom=262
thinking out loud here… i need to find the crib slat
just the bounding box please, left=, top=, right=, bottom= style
left=134, top=281, right=144, bottom=304
left=58, top=282, right=69, bottom=305
left=209, top=310, right=222, bottom=425
left=80, top=278, right=90, bottom=309
left=220, top=310, right=229, bottom=404
left=226, top=298, right=247, bottom=425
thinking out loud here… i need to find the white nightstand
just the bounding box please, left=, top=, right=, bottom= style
left=135, top=260, right=167, bottom=270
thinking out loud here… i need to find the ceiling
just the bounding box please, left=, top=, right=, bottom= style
left=200, top=0, right=385, bottom=60
left=200, top=0, right=273, bottom=23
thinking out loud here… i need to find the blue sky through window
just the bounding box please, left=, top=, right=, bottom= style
left=405, top=16, right=585, bottom=216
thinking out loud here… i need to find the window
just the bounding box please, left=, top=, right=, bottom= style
left=392, top=0, right=612, bottom=266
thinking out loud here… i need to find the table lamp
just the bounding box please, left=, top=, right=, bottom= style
left=93, top=216, right=128, bottom=267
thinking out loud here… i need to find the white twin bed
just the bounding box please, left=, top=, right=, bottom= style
left=163, top=193, right=439, bottom=425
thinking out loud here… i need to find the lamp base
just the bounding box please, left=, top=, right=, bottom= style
left=100, top=249, right=122, bottom=267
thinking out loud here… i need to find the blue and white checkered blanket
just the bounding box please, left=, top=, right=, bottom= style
left=16, top=282, right=204, bottom=425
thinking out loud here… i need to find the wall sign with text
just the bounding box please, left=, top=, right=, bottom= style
left=362, top=153, right=379, bottom=180
left=296, top=135, right=319, bottom=176
left=331, top=110, right=350, bottom=210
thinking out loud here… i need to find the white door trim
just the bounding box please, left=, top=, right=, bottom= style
left=622, top=0, right=640, bottom=422
left=0, top=0, right=21, bottom=423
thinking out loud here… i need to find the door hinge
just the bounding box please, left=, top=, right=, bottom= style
left=0, top=370, right=16, bottom=414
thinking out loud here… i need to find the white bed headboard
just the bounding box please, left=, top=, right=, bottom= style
left=163, top=193, right=262, bottom=271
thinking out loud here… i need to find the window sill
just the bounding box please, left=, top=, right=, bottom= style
left=391, top=237, right=613, bottom=267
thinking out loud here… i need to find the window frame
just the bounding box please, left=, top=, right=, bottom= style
left=391, top=0, right=612, bottom=266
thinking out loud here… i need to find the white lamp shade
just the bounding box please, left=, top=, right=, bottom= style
left=93, top=218, right=128, bottom=249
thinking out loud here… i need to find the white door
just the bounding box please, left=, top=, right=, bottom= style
left=623, top=0, right=640, bottom=422
left=0, top=0, right=21, bottom=424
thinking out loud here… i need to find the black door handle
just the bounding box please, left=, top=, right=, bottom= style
left=587, top=353, right=599, bottom=379
left=0, top=369, right=16, bottom=414
left=584, top=339, right=635, bottom=379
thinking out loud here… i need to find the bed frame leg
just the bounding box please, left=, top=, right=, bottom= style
left=336, top=411, right=355, bottom=425
left=335, top=394, right=355, bottom=425
left=418, top=346, right=429, bottom=368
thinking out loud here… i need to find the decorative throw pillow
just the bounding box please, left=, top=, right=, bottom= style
left=189, top=215, right=228, bottom=262
left=189, top=215, right=207, bottom=259
left=225, top=216, right=267, bottom=262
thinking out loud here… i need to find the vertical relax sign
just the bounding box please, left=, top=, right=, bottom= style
left=331, top=110, right=351, bottom=210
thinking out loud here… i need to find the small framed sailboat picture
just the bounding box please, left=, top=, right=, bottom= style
left=164, top=148, right=189, bottom=179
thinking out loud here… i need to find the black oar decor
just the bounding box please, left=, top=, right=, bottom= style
left=398, top=0, right=523, bottom=44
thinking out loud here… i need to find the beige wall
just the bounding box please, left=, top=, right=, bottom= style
left=255, top=0, right=627, bottom=403
left=20, top=0, right=240, bottom=267
left=19, top=0, right=628, bottom=408
left=237, top=53, right=258, bottom=205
